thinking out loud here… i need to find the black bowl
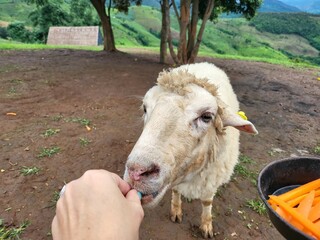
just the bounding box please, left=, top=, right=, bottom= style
left=258, top=156, right=320, bottom=240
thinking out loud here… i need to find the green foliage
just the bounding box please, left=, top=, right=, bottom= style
left=199, top=0, right=262, bottom=21
left=20, top=166, right=40, bottom=176
left=29, top=0, right=70, bottom=42
left=246, top=198, right=267, bottom=215
left=42, top=128, right=60, bottom=137
left=0, top=27, right=8, bottom=39
left=38, top=146, right=60, bottom=158
left=0, top=219, right=30, bottom=239
left=7, top=22, right=35, bottom=42
left=251, top=13, right=320, bottom=51
left=69, top=0, right=99, bottom=26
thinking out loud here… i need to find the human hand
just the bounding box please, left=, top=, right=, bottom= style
left=52, top=170, right=144, bottom=240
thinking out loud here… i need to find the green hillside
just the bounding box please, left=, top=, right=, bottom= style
left=0, top=0, right=34, bottom=24
left=0, top=2, right=319, bottom=66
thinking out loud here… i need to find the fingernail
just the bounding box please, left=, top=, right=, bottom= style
left=137, top=191, right=142, bottom=200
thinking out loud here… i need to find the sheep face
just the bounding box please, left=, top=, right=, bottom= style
left=124, top=83, right=222, bottom=207
left=124, top=71, right=257, bottom=207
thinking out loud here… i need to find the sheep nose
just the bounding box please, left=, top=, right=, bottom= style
left=128, top=164, right=160, bottom=182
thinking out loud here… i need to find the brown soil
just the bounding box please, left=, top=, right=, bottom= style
left=0, top=49, right=319, bottom=240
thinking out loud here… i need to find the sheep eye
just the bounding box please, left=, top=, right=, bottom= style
left=200, top=112, right=212, bottom=123
left=143, top=105, right=147, bottom=113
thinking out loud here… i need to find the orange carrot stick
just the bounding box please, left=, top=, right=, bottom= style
left=276, top=206, right=291, bottom=222
left=313, top=196, right=320, bottom=206
left=309, top=201, right=320, bottom=222
left=269, top=195, right=320, bottom=239
left=297, top=190, right=315, bottom=218
left=288, top=189, right=320, bottom=207
left=314, top=220, right=320, bottom=228
left=278, top=178, right=320, bottom=202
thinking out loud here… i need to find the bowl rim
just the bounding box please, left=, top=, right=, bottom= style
left=257, top=156, right=320, bottom=240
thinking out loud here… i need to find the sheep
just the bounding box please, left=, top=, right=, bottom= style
left=124, top=62, right=258, bottom=238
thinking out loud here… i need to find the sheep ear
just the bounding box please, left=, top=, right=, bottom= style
left=222, top=111, right=258, bottom=135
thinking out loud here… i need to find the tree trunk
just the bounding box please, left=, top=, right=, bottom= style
left=187, top=0, right=199, bottom=60
left=90, top=0, right=116, bottom=51
left=178, top=0, right=191, bottom=64
left=188, top=0, right=214, bottom=63
left=160, top=0, right=170, bottom=63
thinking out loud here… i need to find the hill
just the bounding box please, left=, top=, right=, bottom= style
left=280, top=0, right=320, bottom=13
left=259, top=0, right=301, bottom=12
left=0, top=3, right=319, bottom=66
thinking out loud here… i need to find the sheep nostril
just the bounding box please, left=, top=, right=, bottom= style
left=140, top=165, right=160, bottom=177
left=129, top=164, right=160, bottom=181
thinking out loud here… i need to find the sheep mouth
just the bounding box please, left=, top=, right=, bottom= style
left=138, top=184, right=170, bottom=207
left=140, top=191, right=159, bottom=204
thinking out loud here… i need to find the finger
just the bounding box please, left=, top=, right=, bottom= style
left=125, top=189, right=141, bottom=204
left=110, top=172, right=131, bottom=195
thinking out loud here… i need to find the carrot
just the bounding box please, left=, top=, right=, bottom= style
left=314, top=220, right=320, bottom=228
left=269, top=195, right=320, bottom=239
left=275, top=206, right=291, bottom=222
left=287, top=189, right=320, bottom=207
left=309, top=201, right=320, bottom=222
left=313, top=196, right=320, bottom=206
left=278, top=178, right=320, bottom=202
left=297, top=190, right=315, bottom=218
left=6, top=112, right=17, bottom=116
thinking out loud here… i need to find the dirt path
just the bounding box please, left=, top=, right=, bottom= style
left=0, top=49, right=319, bottom=239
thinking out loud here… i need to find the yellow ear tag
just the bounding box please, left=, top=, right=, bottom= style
left=238, top=111, right=248, bottom=120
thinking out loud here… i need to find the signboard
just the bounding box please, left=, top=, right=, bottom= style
left=47, top=26, right=103, bottom=46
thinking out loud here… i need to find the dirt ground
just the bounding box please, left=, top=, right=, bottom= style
left=0, top=49, right=319, bottom=240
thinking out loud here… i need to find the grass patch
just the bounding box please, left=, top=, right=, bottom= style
left=38, top=146, right=60, bottom=158
left=313, top=145, right=320, bottom=155
left=51, top=115, right=63, bottom=122
left=65, top=117, right=91, bottom=126
left=42, top=128, right=60, bottom=137
left=246, top=199, right=267, bottom=215
left=79, top=137, right=91, bottom=147
left=234, top=154, right=258, bottom=185
left=20, top=166, right=40, bottom=176
left=0, top=219, right=30, bottom=240
left=50, top=191, right=60, bottom=207
left=7, top=86, right=16, bottom=95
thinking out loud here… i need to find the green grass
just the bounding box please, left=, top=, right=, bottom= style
left=48, top=190, right=62, bottom=208
left=38, top=146, right=60, bottom=158
left=0, top=39, right=103, bottom=51
left=234, top=154, right=258, bottom=185
left=246, top=199, right=267, bottom=215
left=79, top=137, right=91, bottom=147
left=314, top=145, right=320, bottom=155
left=42, top=128, right=60, bottom=137
left=65, top=117, right=91, bottom=126
left=0, top=218, right=30, bottom=240
left=20, top=166, right=40, bottom=176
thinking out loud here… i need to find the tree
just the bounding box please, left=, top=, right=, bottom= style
left=89, top=0, right=142, bottom=51
left=165, top=0, right=262, bottom=64
left=28, top=0, right=70, bottom=42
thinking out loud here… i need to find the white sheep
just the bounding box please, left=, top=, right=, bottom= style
left=124, top=62, right=258, bottom=238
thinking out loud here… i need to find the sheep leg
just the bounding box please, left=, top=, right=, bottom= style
left=200, top=198, right=214, bottom=238
left=170, top=189, right=183, bottom=223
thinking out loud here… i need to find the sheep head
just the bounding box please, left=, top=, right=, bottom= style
left=124, top=70, right=257, bottom=207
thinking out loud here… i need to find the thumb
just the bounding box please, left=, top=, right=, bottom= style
left=126, top=189, right=141, bottom=204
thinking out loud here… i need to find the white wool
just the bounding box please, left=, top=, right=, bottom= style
left=171, top=63, right=240, bottom=199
